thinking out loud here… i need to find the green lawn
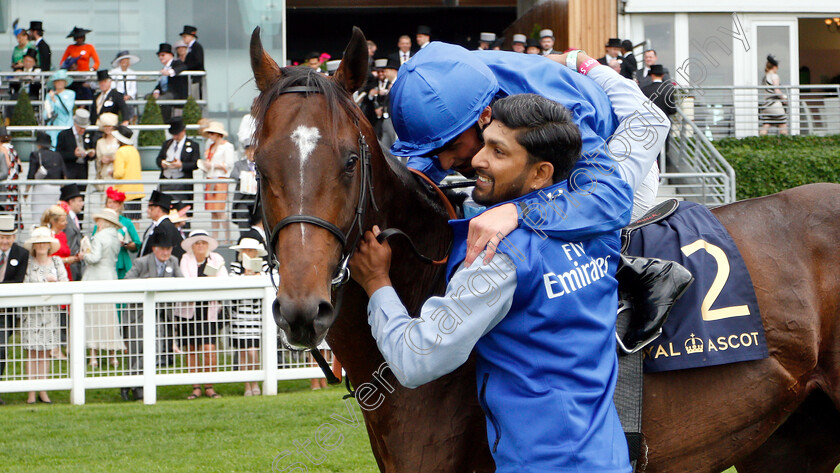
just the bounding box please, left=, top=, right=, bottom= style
left=0, top=381, right=378, bottom=473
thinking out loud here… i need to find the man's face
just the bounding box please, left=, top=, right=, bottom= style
left=98, top=79, right=111, bottom=92
left=306, top=57, right=320, bottom=69
left=606, top=46, right=621, bottom=58
left=376, top=69, right=386, bottom=81
left=398, top=37, right=411, bottom=52
left=526, top=46, right=541, bottom=55
left=416, top=34, right=430, bottom=46
left=470, top=121, right=533, bottom=206
left=158, top=52, right=173, bottom=65
left=512, top=43, right=525, bottom=53
left=181, top=33, right=195, bottom=44
left=152, top=246, right=172, bottom=262
left=69, top=196, right=84, bottom=214
left=384, top=68, right=398, bottom=81
left=540, top=37, right=554, bottom=51
left=0, top=234, right=15, bottom=252
left=147, top=204, right=164, bottom=220
left=173, top=130, right=186, bottom=141
left=479, top=41, right=490, bottom=50
left=23, top=56, right=35, bottom=69
left=644, top=51, right=657, bottom=67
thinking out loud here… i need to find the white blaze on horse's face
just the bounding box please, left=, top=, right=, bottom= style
left=290, top=125, right=322, bottom=238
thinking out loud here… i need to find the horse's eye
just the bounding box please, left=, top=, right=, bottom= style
left=345, top=154, right=359, bottom=173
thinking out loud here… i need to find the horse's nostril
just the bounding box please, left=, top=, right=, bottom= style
left=317, top=300, right=333, bottom=320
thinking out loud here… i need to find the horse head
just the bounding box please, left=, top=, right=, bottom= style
left=250, top=26, right=376, bottom=348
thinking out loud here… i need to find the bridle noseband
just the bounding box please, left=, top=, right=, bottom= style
left=259, top=85, right=378, bottom=293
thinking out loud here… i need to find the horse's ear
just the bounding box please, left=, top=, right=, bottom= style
left=250, top=26, right=281, bottom=93
left=334, top=26, right=369, bottom=94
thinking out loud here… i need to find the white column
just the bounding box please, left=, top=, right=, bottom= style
left=69, top=293, right=86, bottom=405
left=142, top=291, right=157, bottom=405
left=262, top=285, right=278, bottom=396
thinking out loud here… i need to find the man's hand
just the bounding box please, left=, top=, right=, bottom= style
left=464, top=203, right=518, bottom=267
left=349, top=225, right=392, bottom=297
left=74, top=147, right=84, bottom=158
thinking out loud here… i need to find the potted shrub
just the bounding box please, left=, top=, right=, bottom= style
left=10, top=91, right=38, bottom=161
left=182, top=96, right=202, bottom=137
left=137, top=96, right=166, bottom=170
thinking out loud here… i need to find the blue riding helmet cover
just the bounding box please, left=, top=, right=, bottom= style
left=390, top=42, right=499, bottom=158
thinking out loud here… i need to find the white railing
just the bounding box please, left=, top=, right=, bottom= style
left=0, top=277, right=333, bottom=405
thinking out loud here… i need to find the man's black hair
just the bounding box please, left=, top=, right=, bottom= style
left=490, top=94, right=582, bottom=183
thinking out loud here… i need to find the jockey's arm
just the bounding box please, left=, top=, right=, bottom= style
left=365, top=252, right=517, bottom=389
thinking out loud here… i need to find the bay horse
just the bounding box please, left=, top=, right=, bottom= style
left=251, top=27, right=840, bottom=473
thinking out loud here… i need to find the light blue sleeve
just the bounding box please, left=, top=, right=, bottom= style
left=406, top=156, right=451, bottom=184
left=367, top=252, right=517, bottom=389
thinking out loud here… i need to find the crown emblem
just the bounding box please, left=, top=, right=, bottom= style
left=684, top=333, right=703, bottom=354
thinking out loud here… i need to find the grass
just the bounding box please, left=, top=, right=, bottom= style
left=0, top=380, right=378, bottom=473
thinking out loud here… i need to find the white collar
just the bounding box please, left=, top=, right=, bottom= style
left=164, top=58, right=173, bottom=68
left=154, top=215, right=169, bottom=225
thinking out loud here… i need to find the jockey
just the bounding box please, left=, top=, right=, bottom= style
left=389, top=44, right=687, bottom=348
left=350, top=93, right=634, bottom=472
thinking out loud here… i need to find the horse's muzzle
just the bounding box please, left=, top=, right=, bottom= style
left=272, top=296, right=335, bottom=348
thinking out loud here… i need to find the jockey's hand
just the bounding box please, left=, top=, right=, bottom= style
left=464, top=203, right=518, bottom=267
left=349, top=225, right=392, bottom=297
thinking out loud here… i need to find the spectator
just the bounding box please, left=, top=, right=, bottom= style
left=375, top=57, right=399, bottom=151
left=22, top=226, right=67, bottom=404
left=10, top=49, right=41, bottom=98
left=230, top=139, right=257, bottom=230
left=539, top=29, right=557, bottom=55
left=40, top=204, right=74, bottom=279
left=26, top=132, right=66, bottom=223
left=239, top=203, right=266, bottom=252
left=139, top=190, right=183, bottom=259
left=156, top=118, right=198, bottom=220
left=598, top=38, right=623, bottom=67
left=229, top=238, right=268, bottom=396
left=91, top=70, right=132, bottom=125
left=152, top=43, right=187, bottom=122
left=636, top=49, right=670, bottom=88
left=58, top=183, right=84, bottom=281
left=0, top=127, right=22, bottom=226
left=123, top=230, right=183, bottom=401
left=174, top=40, right=188, bottom=63
left=180, top=25, right=204, bottom=98
left=178, top=229, right=227, bottom=400
left=60, top=26, right=99, bottom=71
left=83, top=208, right=125, bottom=369
left=109, top=51, right=139, bottom=100
left=416, top=25, right=431, bottom=50
left=169, top=203, right=191, bottom=239
left=525, top=38, right=541, bottom=55
left=511, top=34, right=527, bottom=53
left=56, top=109, right=96, bottom=190
left=43, top=70, right=76, bottom=148
left=0, top=214, right=29, bottom=404
left=491, top=37, right=504, bottom=51
left=388, top=35, right=412, bottom=65
left=477, top=32, right=495, bottom=51
left=641, top=64, right=677, bottom=117
left=94, top=112, right=119, bottom=190
left=620, top=39, right=637, bottom=80
left=236, top=99, right=257, bottom=151
left=760, top=54, right=788, bottom=136
left=11, top=20, right=34, bottom=70
left=304, top=51, right=321, bottom=70
left=98, top=187, right=140, bottom=279
left=28, top=21, right=50, bottom=71
left=198, top=121, right=234, bottom=239
left=366, top=40, right=377, bottom=72
left=111, top=125, right=144, bottom=219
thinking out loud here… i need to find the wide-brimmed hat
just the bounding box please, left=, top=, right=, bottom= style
left=47, top=69, right=74, bottom=89
left=105, top=186, right=126, bottom=203
left=67, top=26, right=91, bottom=39
left=93, top=208, right=121, bottom=226
left=181, top=229, right=218, bottom=253
left=148, top=190, right=172, bottom=210
left=174, top=40, right=188, bottom=50
left=74, top=108, right=90, bottom=127
left=96, top=112, right=119, bottom=127
left=35, top=131, right=52, bottom=147
left=157, top=43, right=174, bottom=55
left=605, top=38, right=622, bottom=48
left=167, top=209, right=189, bottom=224
left=512, top=34, right=527, bottom=44
left=180, top=25, right=198, bottom=37
left=96, top=69, right=110, bottom=81
left=0, top=215, right=17, bottom=235
left=231, top=238, right=267, bottom=257
left=24, top=226, right=60, bottom=254
left=59, top=183, right=83, bottom=202
left=29, top=21, right=44, bottom=33
left=112, top=125, right=133, bottom=145
left=111, top=50, right=140, bottom=68
left=203, top=121, right=227, bottom=137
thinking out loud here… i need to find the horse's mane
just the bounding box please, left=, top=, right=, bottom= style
left=251, top=66, right=361, bottom=145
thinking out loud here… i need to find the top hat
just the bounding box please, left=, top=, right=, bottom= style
left=512, top=34, right=527, bottom=44
left=23, top=49, right=37, bottom=60
left=539, top=29, right=554, bottom=39
left=479, top=32, right=496, bottom=43
left=74, top=108, right=90, bottom=127
left=384, top=56, right=401, bottom=71
left=180, top=25, right=198, bottom=37
left=67, top=26, right=92, bottom=39
left=29, top=21, right=44, bottom=33
left=59, top=183, right=83, bottom=202
left=96, top=69, right=110, bottom=81
left=168, top=118, right=186, bottom=135
left=148, top=230, right=172, bottom=248
left=767, top=54, right=779, bottom=67
left=325, top=59, right=341, bottom=75
left=373, top=58, right=387, bottom=69
left=35, top=131, right=51, bottom=147
left=0, top=125, right=8, bottom=138
left=417, top=25, right=431, bottom=36
left=526, top=38, right=540, bottom=49
left=148, top=190, right=172, bottom=210
left=0, top=215, right=17, bottom=234
left=649, top=64, right=665, bottom=76
left=605, top=38, right=622, bottom=48
left=111, top=50, right=140, bottom=68
left=304, top=51, right=320, bottom=61
left=157, top=43, right=174, bottom=55
left=621, top=39, right=633, bottom=51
